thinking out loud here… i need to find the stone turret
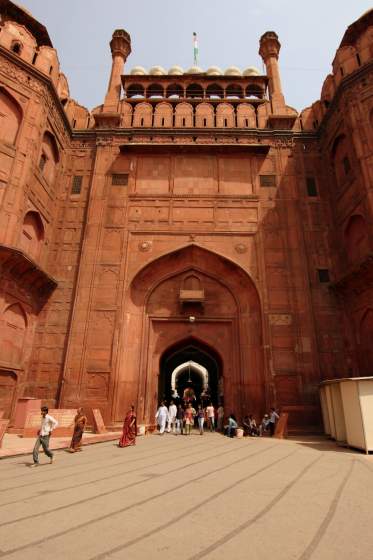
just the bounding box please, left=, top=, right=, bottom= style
left=259, top=31, right=285, bottom=112
left=104, top=29, right=131, bottom=111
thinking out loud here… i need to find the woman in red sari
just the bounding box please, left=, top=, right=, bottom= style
left=119, top=405, right=137, bottom=447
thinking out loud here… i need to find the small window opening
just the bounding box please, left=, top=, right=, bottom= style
left=32, top=52, right=38, bottom=65
left=11, top=42, right=22, bottom=55
left=340, top=66, right=344, bottom=77
left=306, top=177, right=318, bottom=197
left=39, top=153, right=47, bottom=172
left=71, top=175, right=83, bottom=194
left=49, top=66, right=53, bottom=75
left=112, top=173, right=129, bottom=186
left=260, top=175, right=276, bottom=187
left=318, top=269, right=330, bottom=283
left=324, top=100, right=330, bottom=108
left=182, top=117, right=186, bottom=126
left=203, top=118, right=207, bottom=127
left=72, top=119, right=77, bottom=128
left=342, top=156, right=351, bottom=176
left=161, top=117, right=165, bottom=126
left=245, top=118, right=249, bottom=127
left=140, top=117, right=144, bottom=126
left=356, top=53, right=361, bottom=67
left=224, top=118, right=228, bottom=127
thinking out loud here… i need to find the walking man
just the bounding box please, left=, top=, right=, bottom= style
left=167, top=400, right=177, bottom=433
left=268, top=407, right=280, bottom=437
left=30, top=406, right=58, bottom=467
left=155, top=401, right=169, bottom=435
left=206, top=402, right=215, bottom=432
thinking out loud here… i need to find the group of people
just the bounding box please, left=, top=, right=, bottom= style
left=154, top=401, right=280, bottom=438
left=155, top=400, right=224, bottom=435
left=29, top=402, right=280, bottom=466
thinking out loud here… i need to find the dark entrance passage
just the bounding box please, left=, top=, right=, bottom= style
left=159, top=338, right=222, bottom=406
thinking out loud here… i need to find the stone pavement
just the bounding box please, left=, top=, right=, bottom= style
left=0, top=433, right=372, bottom=560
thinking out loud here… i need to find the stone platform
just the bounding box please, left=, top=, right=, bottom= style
left=0, top=433, right=372, bottom=559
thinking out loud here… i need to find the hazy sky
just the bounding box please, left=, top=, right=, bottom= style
left=20, top=0, right=371, bottom=111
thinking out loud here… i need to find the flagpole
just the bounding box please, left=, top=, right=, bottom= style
left=193, top=32, right=198, bottom=66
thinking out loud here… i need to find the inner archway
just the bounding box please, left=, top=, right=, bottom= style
left=159, top=338, right=222, bottom=406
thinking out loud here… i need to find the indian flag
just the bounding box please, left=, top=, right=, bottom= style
left=193, top=32, right=198, bottom=65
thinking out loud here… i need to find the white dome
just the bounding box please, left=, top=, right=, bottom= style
left=243, top=66, right=261, bottom=76
left=186, top=66, right=203, bottom=74
left=149, top=65, right=166, bottom=75
left=130, top=66, right=146, bottom=75
left=206, top=66, right=222, bottom=76
left=224, top=66, right=242, bottom=76
left=168, top=65, right=184, bottom=75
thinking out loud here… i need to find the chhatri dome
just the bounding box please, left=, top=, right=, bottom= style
left=243, top=66, right=261, bottom=76
left=168, top=65, right=184, bottom=75
left=186, top=65, right=203, bottom=74
left=149, top=65, right=166, bottom=75
left=224, top=66, right=242, bottom=76
left=206, top=66, right=222, bottom=76
left=130, top=66, right=147, bottom=75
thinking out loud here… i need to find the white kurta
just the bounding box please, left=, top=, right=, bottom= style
left=155, top=405, right=169, bottom=434
left=167, top=404, right=178, bottom=432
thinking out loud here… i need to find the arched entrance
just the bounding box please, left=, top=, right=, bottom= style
left=115, top=245, right=266, bottom=425
left=159, top=338, right=222, bottom=405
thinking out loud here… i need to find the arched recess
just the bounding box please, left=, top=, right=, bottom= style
left=0, top=87, right=22, bottom=145
left=344, top=214, right=369, bottom=263
left=153, top=102, right=173, bottom=127
left=331, top=134, right=351, bottom=188
left=133, top=102, right=153, bottom=127
left=0, top=371, right=17, bottom=419
left=206, top=83, right=224, bottom=99
left=1, top=303, right=27, bottom=365
left=359, top=309, right=373, bottom=376
left=195, top=102, right=214, bottom=127
left=19, top=210, right=45, bottom=261
left=114, top=245, right=265, bottom=424
left=39, top=131, right=59, bottom=185
left=170, top=360, right=209, bottom=398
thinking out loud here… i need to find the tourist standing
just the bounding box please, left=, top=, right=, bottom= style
left=155, top=401, right=169, bottom=435
left=184, top=403, right=195, bottom=435
left=217, top=404, right=224, bottom=432
left=30, top=406, right=58, bottom=467
left=176, top=404, right=184, bottom=435
left=167, top=400, right=177, bottom=433
left=68, top=407, right=87, bottom=452
left=119, top=405, right=137, bottom=447
left=206, top=402, right=215, bottom=431
left=268, top=407, right=280, bottom=437
left=197, top=404, right=205, bottom=435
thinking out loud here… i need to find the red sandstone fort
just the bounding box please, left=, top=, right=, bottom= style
left=0, top=1, right=372, bottom=431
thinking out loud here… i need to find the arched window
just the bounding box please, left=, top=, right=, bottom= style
left=245, top=84, right=264, bottom=99
left=146, top=83, right=164, bottom=98
left=153, top=102, right=173, bottom=127
left=133, top=103, right=153, bottom=127
left=226, top=84, right=243, bottom=99
left=186, top=83, right=203, bottom=99
left=331, top=134, right=352, bottom=188
left=0, top=88, right=22, bottom=145
left=19, top=211, right=45, bottom=260
left=166, top=83, right=183, bottom=98
left=39, top=131, right=59, bottom=184
left=344, top=214, right=369, bottom=263
left=1, top=303, right=27, bottom=365
left=126, top=84, right=145, bottom=98
left=11, top=41, right=22, bottom=55
left=206, top=83, right=224, bottom=99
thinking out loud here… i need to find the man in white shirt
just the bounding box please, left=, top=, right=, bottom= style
left=206, top=403, right=215, bottom=432
left=155, top=401, right=169, bottom=435
left=30, top=406, right=58, bottom=467
left=167, top=400, right=177, bottom=433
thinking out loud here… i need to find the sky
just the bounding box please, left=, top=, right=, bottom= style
left=19, top=0, right=371, bottom=112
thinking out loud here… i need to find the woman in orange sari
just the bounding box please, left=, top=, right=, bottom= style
left=68, top=407, right=87, bottom=452
left=119, top=405, right=137, bottom=447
